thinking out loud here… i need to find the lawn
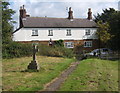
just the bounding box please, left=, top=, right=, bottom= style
left=2, top=56, right=75, bottom=91
left=59, top=58, right=119, bottom=91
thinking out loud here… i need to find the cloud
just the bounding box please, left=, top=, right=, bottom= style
left=8, top=0, right=119, bottom=30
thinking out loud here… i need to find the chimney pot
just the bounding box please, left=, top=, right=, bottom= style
left=23, top=5, right=25, bottom=9
left=20, top=6, right=22, bottom=9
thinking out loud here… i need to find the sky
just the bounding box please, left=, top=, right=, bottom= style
left=7, top=0, right=120, bottom=30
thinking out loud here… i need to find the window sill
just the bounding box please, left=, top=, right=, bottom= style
left=48, top=35, right=53, bottom=36
left=32, top=35, right=38, bottom=36
left=66, top=35, right=72, bottom=36
left=85, top=34, right=91, bottom=36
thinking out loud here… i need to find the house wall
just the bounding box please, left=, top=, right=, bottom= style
left=13, top=27, right=98, bottom=51
left=13, top=28, right=97, bottom=41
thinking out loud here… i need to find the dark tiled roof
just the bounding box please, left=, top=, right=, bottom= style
left=22, top=17, right=97, bottom=28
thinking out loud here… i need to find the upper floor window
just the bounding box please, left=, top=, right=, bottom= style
left=32, top=30, right=38, bottom=36
left=85, top=29, right=91, bottom=35
left=48, top=30, right=53, bottom=36
left=66, top=29, right=71, bottom=36
left=84, top=41, right=92, bottom=47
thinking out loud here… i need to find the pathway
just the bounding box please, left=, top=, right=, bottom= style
left=36, top=61, right=80, bottom=92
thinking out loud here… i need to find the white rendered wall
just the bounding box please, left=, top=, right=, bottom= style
left=13, top=28, right=97, bottom=41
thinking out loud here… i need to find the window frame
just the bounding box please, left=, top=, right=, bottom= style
left=66, top=29, right=71, bottom=36
left=64, top=42, right=74, bottom=48
left=48, top=30, right=53, bottom=36
left=84, top=41, right=92, bottom=47
left=85, top=29, right=91, bottom=35
left=32, top=30, right=38, bottom=36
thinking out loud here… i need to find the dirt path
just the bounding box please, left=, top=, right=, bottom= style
left=37, top=62, right=80, bottom=92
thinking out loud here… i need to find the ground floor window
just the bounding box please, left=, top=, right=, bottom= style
left=84, top=41, right=92, bottom=47
left=64, top=42, right=74, bottom=48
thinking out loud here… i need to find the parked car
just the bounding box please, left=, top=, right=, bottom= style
left=85, top=48, right=113, bottom=57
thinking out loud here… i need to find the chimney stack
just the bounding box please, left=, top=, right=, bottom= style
left=19, top=5, right=26, bottom=18
left=19, top=5, right=28, bottom=28
left=68, top=7, right=73, bottom=20
left=87, top=8, right=92, bottom=20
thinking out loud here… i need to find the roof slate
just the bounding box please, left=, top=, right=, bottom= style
left=22, top=17, right=97, bottom=28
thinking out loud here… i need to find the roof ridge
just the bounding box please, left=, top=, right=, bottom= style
left=28, top=17, right=67, bottom=18
left=27, top=17, right=90, bottom=20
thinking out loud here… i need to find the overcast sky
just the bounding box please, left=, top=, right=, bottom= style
left=8, top=0, right=119, bottom=30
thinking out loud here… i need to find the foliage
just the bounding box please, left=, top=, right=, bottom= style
left=2, top=42, right=32, bottom=58
left=107, top=11, right=120, bottom=51
left=94, top=8, right=120, bottom=51
left=38, top=44, right=74, bottom=58
left=2, top=2, right=16, bottom=43
left=96, top=21, right=113, bottom=44
left=54, top=39, right=64, bottom=47
left=94, top=8, right=116, bottom=23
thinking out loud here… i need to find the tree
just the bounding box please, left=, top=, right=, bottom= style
left=96, top=21, right=113, bottom=46
left=94, top=8, right=120, bottom=51
left=107, top=11, right=120, bottom=51
left=94, top=8, right=116, bottom=23
left=2, top=2, right=16, bottom=44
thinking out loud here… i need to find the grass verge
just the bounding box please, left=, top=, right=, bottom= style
left=2, top=56, right=75, bottom=91
left=59, top=58, right=119, bottom=91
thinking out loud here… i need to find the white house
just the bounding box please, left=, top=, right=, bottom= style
left=13, top=5, right=98, bottom=51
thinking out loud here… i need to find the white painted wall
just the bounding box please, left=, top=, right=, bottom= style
left=13, top=28, right=97, bottom=41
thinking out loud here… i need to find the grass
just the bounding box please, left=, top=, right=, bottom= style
left=59, top=58, right=119, bottom=91
left=2, top=56, right=75, bottom=91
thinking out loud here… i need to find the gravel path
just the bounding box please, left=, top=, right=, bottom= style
left=37, top=62, right=80, bottom=92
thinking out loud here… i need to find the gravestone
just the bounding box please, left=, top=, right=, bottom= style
left=27, top=44, right=39, bottom=71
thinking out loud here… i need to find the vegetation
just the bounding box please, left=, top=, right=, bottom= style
left=59, top=58, right=119, bottom=91
left=94, top=8, right=120, bottom=51
left=54, top=39, right=64, bottom=47
left=38, top=44, right=74, bottom=58
left=2, top=2, right=16, bottom=44
left=2, top=56, right=75, bottom=91
left=96, top=21, right=113, bottom=45
left=2, top=42, right=32, bottom=58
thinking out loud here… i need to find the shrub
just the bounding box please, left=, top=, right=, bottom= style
left=38, top=44, right=74, bottom=58
left=2, top=42, right=74, bottom=59
left=2, top=42, right=32, bottom=58
left=54, top=40, right=64, bottom=47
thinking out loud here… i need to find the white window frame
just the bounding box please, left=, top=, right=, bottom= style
left=48, top=30, right=53, bottom=36
left=66, top=29, right=71, bottom=36
left=85, top=29, right=91, bottom=35
left=84, top=41, right=92, bottom=47
left=64, top=42, right=74, bottom=48
left=32, top=30, right=38, bottom=36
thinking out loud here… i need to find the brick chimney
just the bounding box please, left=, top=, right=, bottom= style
left=20, top=5, right=26, bottom=18
left=19, top=5, right=27, bottom=28
left=87, top=8, right=92, bottom=20
left=68, top=7, right=73, bottom=20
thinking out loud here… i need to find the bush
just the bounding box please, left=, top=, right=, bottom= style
left=54, top=39, right=64, bottom=47
left=2, top=42, right=74, bottom=59
left=38, top=44, right=74, bottom=58
left=2, top=42, right=32, bottom=58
